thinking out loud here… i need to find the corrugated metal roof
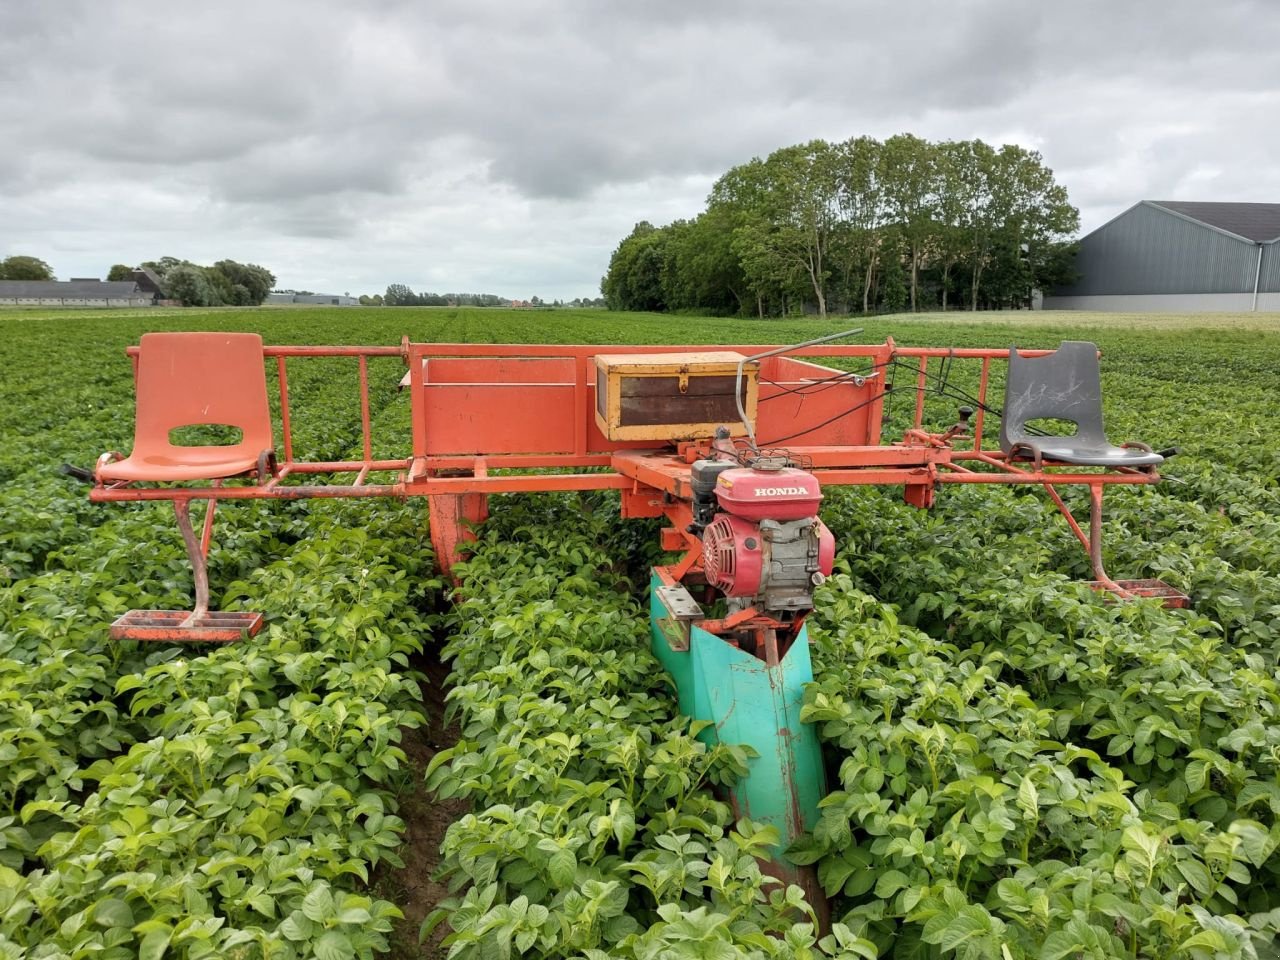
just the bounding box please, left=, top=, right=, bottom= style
left=1148, top=201, right=1280, bottom=243
left=0, top=280, right=144, bottom=298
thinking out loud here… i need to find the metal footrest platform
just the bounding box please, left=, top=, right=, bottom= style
left=109, top=610, right=265, bottom=642
left=1087, top=579, right=1189, bottom=609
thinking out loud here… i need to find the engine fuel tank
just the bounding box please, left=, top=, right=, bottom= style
left=714, top=466, right=823, bottom=521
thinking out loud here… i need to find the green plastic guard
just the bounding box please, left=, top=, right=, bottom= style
left=648, top=572, right=825, bottom=867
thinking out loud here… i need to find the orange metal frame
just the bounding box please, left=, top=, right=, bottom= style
left=91, top=338, right=1172, bottom=603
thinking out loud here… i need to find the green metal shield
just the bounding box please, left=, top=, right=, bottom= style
left=649, top=572, right=825, bottom=863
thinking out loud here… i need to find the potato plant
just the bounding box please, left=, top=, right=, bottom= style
left=3, top=307, right=1280, bottom=959
left=425, top=494, right=876, bottom=959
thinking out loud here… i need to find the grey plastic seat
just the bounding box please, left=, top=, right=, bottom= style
left=1000, top=341, right=1163, bottom=468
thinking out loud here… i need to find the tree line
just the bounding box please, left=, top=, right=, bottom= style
left=0, top=254, right=275, bottom=307
left=138, top=256, right=276, bottom=306
left=378, top=285, right=606, bottom=308
left=0, top=255, right=56, bottom=280
left=602, top=134, right=1080, bottom=317
left=382, top=285, right=513, bottom=307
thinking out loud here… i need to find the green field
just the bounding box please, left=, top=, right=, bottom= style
left=3, top=307, right=1280, bottom=959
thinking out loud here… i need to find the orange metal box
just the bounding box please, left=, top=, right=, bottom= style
left=593, top=351, right=758, bottom=442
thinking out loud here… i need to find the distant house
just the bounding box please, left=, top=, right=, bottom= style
left=1044, top=201, right=1280, bottom=312
left=131, top=266, right=167, bottom=298
left=265, top=292, right=359, bottom=306
left=0, top=278, right=159, bottom=308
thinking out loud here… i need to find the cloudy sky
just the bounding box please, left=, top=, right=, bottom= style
left=3, top=1, right=1278, bottom=300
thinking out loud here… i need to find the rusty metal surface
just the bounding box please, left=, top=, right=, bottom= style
left=109, top=610, right=264, bottom=643
left=1088, top=579, right=1191, bottom=608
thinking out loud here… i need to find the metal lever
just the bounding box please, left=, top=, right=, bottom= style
left=59, top=463, right=95, bottom=484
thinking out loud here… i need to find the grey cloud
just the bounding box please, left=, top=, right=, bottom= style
left=2, top=0, right=1279, bottom=296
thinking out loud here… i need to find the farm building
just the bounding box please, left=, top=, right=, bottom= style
left=0, top=277, right=159, bottom=308
left=1044, top=201, right=1280, bottom=312
left=265, top=292, right=359, bottom=306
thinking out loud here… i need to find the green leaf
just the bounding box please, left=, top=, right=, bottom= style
left=873, top=869, right=911, bottom=899
left=1017, top=775, right=1038, bottom=819
left=93, top=898, right=135, bottom=929
left=1176, top=859, right=1214, bottom=896
left=139, top=928, right=171, bottom=960
left=548, top=848, right=577, bottom=888
left=1228, top=819, right=1276, bottom=867
left=280, top=912, right=315, bottom=941
left=611, top=799, right=636, bottom=849
left=1177, top=930, right=1229, bottom=953
left=302, top=884, right=336, bottom=922
left=818, top=856, right=856, bottom=896
left=1038, top=929, right=1083, bottom=960
left=337, top=905, right=372, bottom=924
left=313, top=930, right=356, bottom=960
left=1121, top=825, right=1162, bottom=881
left=938, top=910, right=992, bottom=952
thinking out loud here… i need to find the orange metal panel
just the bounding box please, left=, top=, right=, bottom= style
left=428, top=492, right=489, bottom=576
left=752, top=354, right=885, bottom=447
left=622, top=485, right=666, bottom=518
left=424, top=356, right=575, bottom=384
left=611, top=451, right=695, bottom=499
left=420, top=383, right=577, bottom=454
left=660, top=527, right=687, bottom=550
left=407, top=473, right=630, bottom=495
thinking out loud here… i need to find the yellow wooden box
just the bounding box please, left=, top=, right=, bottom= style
left=593, top=351, right=758, bottom=441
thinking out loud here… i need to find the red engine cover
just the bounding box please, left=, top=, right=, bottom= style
left=702, top=514, right=763, bottom=597
left=714, top=466, right=823, bottom=521
left=702, top=514, right=836, bottom=599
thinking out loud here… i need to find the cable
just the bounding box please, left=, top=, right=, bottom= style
left=885, top=358, right=996, bottom=416
left=883, top=358, right=1057, bottom=438
left=755, top=351, right=1055, bottom=447
left=758, top=360, right=892, bottom=402
left=758, top=392, right=886, bottom=446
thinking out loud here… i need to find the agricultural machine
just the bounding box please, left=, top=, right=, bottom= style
left=89, top=330, right=1184, bottom=908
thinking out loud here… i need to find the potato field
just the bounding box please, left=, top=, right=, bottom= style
left=2, top=306, right=1280, bottom=960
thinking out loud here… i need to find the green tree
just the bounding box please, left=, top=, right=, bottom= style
left=932, top=140, right=978, bottom=311
left=384, top=283, right=417, bottom=306
left=711, top=141, right=842, bottom=318
left=141, top=256, right=183, bottom=281
left=1034, top=240, right=1080, bottom=297
left=211, top=260, right=275, bottom=305
left=962, top=143, right=1077, bottom=310
left=106, top=264, right=134, bottom=282
left=880, top=134, right=938, bottom=312
left=601, top=222, right=669, bottom=311
left=0, top=255, right=54, bottom=281
left=662, top=210, right=748, bottom=314
left=833, top=136, right=890, bottom=314
left=604, top=133, right=1079, bottom=316
left=878, top=230, right=909, bottom=312
left=165, top=264, right=213, bottom=306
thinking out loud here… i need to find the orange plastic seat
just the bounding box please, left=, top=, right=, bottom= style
left=99, top=332, right=275, bottom=483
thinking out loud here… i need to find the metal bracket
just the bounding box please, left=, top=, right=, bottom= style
left=655, top=583, right=702, bottom=651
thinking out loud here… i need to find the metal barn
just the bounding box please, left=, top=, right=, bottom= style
left=1044, top=201, right=1280, bottom=312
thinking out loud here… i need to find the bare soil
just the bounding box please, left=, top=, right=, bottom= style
left=372, top=656, right=469, bottom=959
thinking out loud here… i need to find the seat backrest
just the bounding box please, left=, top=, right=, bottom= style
left=999, top=341, right=1107, bottom=451
left=132, top=332, right=273, bottom=458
